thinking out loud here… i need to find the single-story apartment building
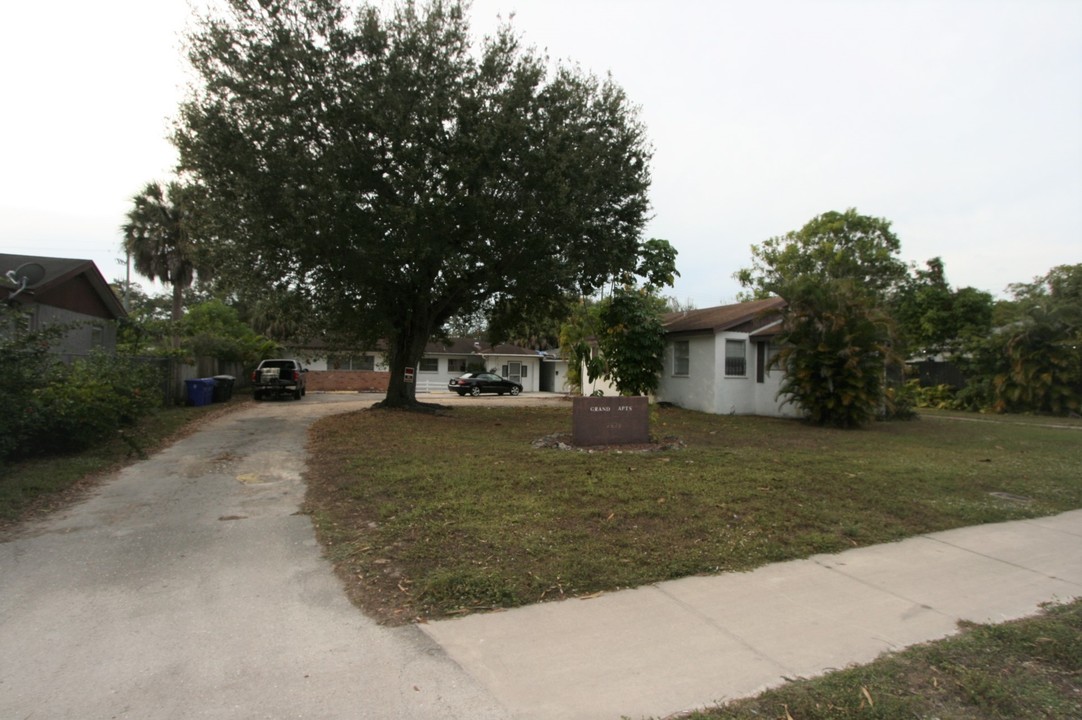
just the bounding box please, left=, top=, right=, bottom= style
left=656, top=297, right=799, bottom=418
left=293, top=337, right=570, bottom=393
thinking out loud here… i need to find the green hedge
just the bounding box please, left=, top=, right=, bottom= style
left=18, top=354, right=163, bottom=458
left=1, top=316, right=163, bottom=462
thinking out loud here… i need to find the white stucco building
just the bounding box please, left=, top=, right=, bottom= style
left=657, top=297, right=799, bottom=418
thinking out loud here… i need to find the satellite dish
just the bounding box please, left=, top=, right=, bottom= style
left=4, top=262, right=46, bottom=301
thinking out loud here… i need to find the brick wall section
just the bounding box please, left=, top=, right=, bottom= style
left=306, top=370, right=390, bottom=393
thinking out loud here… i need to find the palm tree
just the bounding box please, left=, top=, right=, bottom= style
left=995, top=302, right=1082, bottom=415
left=775, top=277, right=902, bottom=427
left=122, top=181, right=200, bottom=326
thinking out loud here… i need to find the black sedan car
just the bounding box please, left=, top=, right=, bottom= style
left=448, top=372, right=523, bottom=396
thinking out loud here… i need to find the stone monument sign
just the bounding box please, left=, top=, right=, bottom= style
left=571, top=396, right=650, bottom=446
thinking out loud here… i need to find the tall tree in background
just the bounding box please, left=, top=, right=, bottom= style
left=736, top=209, right=908, bottom=301
left=122, top=181, right=201, bottom=326
left=991, top=264, right=1082, bottom=415
left=891, top=257, right=994, bottom=357
left=737, top=209, right=905, bottom=427
left=175, top=0, right=653, bottom=408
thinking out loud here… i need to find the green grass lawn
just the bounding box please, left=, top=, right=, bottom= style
left=686, top=597, right=1082, bottom=720
left=304, top=404, right=1082, bottom=624
left=4, top=398, right=1078, bottom=716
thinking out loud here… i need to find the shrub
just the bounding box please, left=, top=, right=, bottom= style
left=776, top=278, right=902, bottom=428
left=1, top=308, right=164, bottom=462
left=22, top=353, right=163, bottom=456
left=905, top=380, right=959, bottom=410
left=880, top=382, right=918, bottom=421
left=0, top=312, right=64, bottom=461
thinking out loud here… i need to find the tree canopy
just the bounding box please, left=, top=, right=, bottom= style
left=593, top=237, right=678, bottom=396
left=122, top=181, right=203, bottom=324
left=175, top=0, right=654, bottom=406
left=735, top=208, right=908, bottom=301
left=990, top=264, right=1082, bottom=415
left=891, top=257, right=994, bottom=357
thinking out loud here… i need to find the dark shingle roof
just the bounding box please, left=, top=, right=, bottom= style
left=0, top=253, right=126, bottom=319
left=662, top=297, right=785, bottom=334
left=425, top=338, right=539, bottom=356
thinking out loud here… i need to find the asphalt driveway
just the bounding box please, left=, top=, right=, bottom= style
left=0, top=394, right=509, bottom=719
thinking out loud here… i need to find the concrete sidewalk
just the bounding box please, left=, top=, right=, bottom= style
left=422, top=510, right=1082, bottom=720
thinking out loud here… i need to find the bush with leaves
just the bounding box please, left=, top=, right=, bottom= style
left=0, top=309, right=64, bottom=462
left=596, top=289, right=668, bottom=397
left=774, top=278, right=903, bottom=428
left=179, top=299, right=277, bottom=363
left=993, top=304, right=1082, bottom=415
left=1, top=307, right=164, bottom=463
left=987, top=264, right=1082, bottom=415
left=946, top=264, right=1082, bottom=416
left=558, top=238, right=678, bottom=396
left=904, top=380, right=960, bottom=410
left=22, top=353, right=164, bottom=457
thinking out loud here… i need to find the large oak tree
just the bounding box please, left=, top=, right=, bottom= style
left=175, top=0, right=653, bottom=406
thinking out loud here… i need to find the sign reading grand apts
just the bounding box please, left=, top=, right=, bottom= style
left=571, top=396, right=650, bottom=446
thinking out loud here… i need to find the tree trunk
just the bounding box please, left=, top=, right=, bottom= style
left=170, top=281, right=184, bottom=325
left=379, top=326, right=431, bottom=409
left=170, top=280, right=184, bottom=403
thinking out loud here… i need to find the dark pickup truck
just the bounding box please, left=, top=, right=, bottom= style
left=251, top=359, right=308, bottom=400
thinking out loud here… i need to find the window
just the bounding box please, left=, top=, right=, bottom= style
left=418, top=357, right=439, bottom=372
left=755, top=342, right=778, bottom=383
left=501, top=362, right=526, bottom=379
left=331, top=354, right=375, bottom=370
left=725, top=339, right=746, bottom=377
left=448, top=358, right=468, bottom=373
left=673, top=340, right=690, bottom=376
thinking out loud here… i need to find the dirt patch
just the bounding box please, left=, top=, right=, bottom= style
left=531, top=432, right=686, bottom=453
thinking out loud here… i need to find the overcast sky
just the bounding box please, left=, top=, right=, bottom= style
left=2, top=0, right=1079, bottom=306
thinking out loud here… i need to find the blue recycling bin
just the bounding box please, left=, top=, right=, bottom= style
left=185, top=378, right=216, bottom=407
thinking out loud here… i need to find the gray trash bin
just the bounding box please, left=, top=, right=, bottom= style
left=212, top=375, right=236, bottom=402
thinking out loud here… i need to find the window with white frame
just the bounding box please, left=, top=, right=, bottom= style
left=725, top=339, right=747, bottom=377
left=418, top=357, right=439, bottom=372
left=447, top=358, right=468, bottom=373
left=354, top=354, right=375, bottom=371
left=673, top=340, right=690, bottom=376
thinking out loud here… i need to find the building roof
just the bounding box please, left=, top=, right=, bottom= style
left=1, top=253, right=127, bottom=320
left=425, top=338, right=540, bottom=357
left=662, top=297, right=784, bottom=335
